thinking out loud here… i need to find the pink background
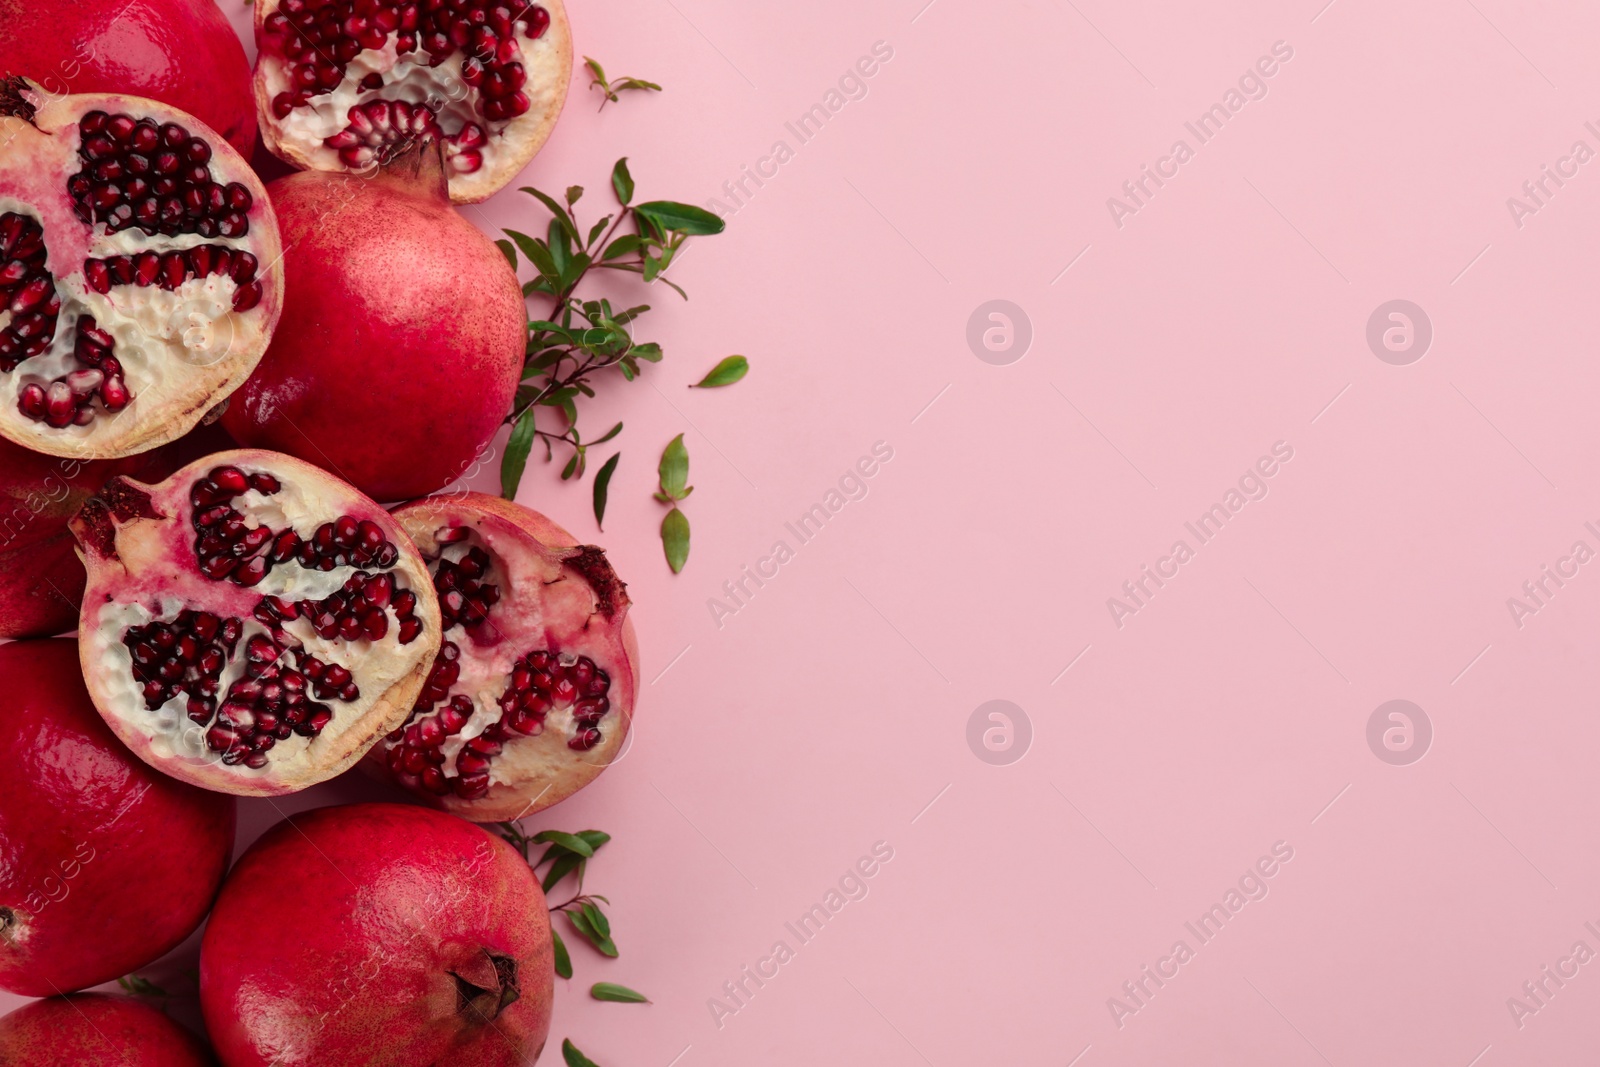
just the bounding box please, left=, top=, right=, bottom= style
left=14, top=0, right=1600, bottom=1063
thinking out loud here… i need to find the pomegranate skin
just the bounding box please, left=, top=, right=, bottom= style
left=0, top=640, right=237, bottom=996
left=223, top=144, right=525, bottom=502
left=0, top=993, right=218, bottom=1065
left=0, top=0, right=257, bottom=158
left=0, top=438, right=180, bottom=638
left=200, top=803, right=552, bottom=1067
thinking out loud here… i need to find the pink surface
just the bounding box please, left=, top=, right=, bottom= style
left=11, top=0, right=1600, bottom=1064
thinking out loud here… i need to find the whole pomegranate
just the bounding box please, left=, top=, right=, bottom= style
left=201, top=803, right=553, bottom=1067
left=252, top=0, right=571, bottom=202
left=0, top=0, right=257, bottom=158
left=0, top=437, right=179, bottom=638
left=0, top=994, right=217, bottom=1065
left=0, top=639, right=236, bottom=996
left=70, top=449, right=442, bottom=795
left=370, top=492, right=639, bottom=820
left=222, top=142, right=525, bottom=500
left=0, top=80, right=284, bottom=459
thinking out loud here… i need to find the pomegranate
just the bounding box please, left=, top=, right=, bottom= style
left=366, top=493, right=638, bottom=821
left=0, top=0, right=257, bottom=159
left=221, top=142, right=525, bottom=501
left=252, top=0, right=571, bottom=202
left=0, top=640, right=236, bottom=997
left=69, top=449, right=443, bottom=795
left=201, top=802, right=553, bottom=1067
left=0, top=994, right=217, bottom=1065
left=0, top=436, right=181, bottom=638
left=0, top=80, right=283, bottom=460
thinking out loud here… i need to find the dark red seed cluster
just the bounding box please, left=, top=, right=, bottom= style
left=297, top=570, right=425, bottom=644
left=16, top=317, right=129, bottom=428
left=263, top=0, right=549, bottom=169
left=68, top=111, right=252, bottom=238
left=0, top=212, right=59, bottom=371
left=499, top=650, right=612, bottom=752
left=206, top=633, right=357, bottom=767
left=124, top=610, right=244, bottom=718
left=434, top=545, right=499, bottom=629
left=84, top=245, right=264, bottom=313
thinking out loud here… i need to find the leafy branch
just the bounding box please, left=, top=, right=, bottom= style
left=583, top=57, right=662, bottom=110
left=497, top=158, right=725, bottom=503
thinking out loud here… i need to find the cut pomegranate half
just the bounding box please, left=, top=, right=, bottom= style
left=0, top=79, right=283, bottom=459
left=252, top=0, right=572, bottom=203
left=70, top=449, right=442, bottom=795
left=367, top=492, right=638, bottom=821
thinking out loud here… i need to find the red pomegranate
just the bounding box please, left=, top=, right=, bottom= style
left=252, top=0, right=571, bottom=202
left=222, top=142, right=525, bottom=501
left=0, top=994, right=217, bottom=1065
left=0, top=80, right=284, bottom=460
left=0, top=639, right=236, bottom=997
left=0, top=0, right=257, bottom=159
left=201, top=803, right=553, bottom=1067
left=70, top=449, right=442, bottom=795
left=369, top=493, right=638, bottom=820
left=0, top=436, right=181, bottom=638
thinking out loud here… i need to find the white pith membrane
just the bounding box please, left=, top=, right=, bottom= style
left=375, top=498, right=634, bottom=819
left=253, top=0, right=572, bottom=203
left=0, top=86, right=283, bottom=460
left=75, top=450, right=440, bottom=795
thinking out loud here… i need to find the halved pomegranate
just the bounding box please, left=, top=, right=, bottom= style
left=70, top=449, right=442, bottom=795
left=0, top=79, right=283, bottom=459
left=252, top=0, right=572, bottom=203
left=366, top=492, right=638, bottom=821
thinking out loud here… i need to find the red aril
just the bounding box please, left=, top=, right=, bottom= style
left=221, top=143, right=525, bottom=501
left=0, top=80, right=283, bottom=460
left=252, top=0, right=571, bottom=202
left=0, top=994, right=217, bottom=1065
left=368, top=492, right=638, bottom=821
left=70, top=449, right=442, bottom=795
left=0, top=639, right=236, bottom=997
left=201, top=803, right=553, bottom=1067
left=0, top=0, right=257, bottom=158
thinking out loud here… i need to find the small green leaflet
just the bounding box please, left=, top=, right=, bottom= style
left=566, top=908, right=619, bottom=957
left=593, top=452, right=620, bottom=529
left=656, top=433, right=689, bottom=500
left=611, top=158, right=634, bottom=205
left=496, top=238, right=517, bottom=269
left=562, top=1039, right=601, bottom=1067
left=591, top=982, right=650, bottom=1004
left=501, top=407, right=537, bottom=500
left=691, top=355, right=748, bottom=388
left=533, top=829, right=595, bottom=857
left=660, top=507, right=690, bottom=574
left=552, top=929, right=573, bottom=980
left=634, top=201, right=726, bottom=236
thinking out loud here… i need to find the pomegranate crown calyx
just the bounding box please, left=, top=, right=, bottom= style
left=0, top=76, right=38, bottom=124
left=370, top=136, right=451, bottom=202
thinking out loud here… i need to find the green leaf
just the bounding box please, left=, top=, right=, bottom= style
left=566, top=909, right=618, bottom=956
left=691, top=355, right=748, bottom=388
left=657, top=433, right=688, bottom=498
left=561, top=452, right=580, bottom=480
left=576, top=830, right=612, bottom=851
left=582, top=901, right=611, bottom=939
left=590, top=422, right=623, bottom=446
left=520, top=187, right=583, bottom=247
left=505, top=228, right=559, bottom=283
left=562, top=1039, right=601, bottom=1067
left=566, top=185, right=584, bottom=206
left=635, top=200, right=726, bottom=236
left=612, top=77, right=662, bottom=94
left=541, top=852, right=584, bottom=893
left=552, top=928, right=574, bottom=980
left=117, top=974, right=168, bottom=998
left=601, top=233, right=642, bottom=261
left=533, top=830, right=596, bottom=857
left=591, top=982, right=650, bottom=1004
left=661, top=507, right=690, bottom=574
left=495, top=238, right=517, bottom=269
left=593, top=452, right=620, bottom=530
left=501, top=407, right=538, bottom=500
left=632, top=342, right=663, bottom=363
left=583, top=56, right=608, bottom=87
left=586, top=216, right=612, bottom=248
left=611, top=158, right=634, bottom=205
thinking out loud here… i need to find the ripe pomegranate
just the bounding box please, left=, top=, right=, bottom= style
left=0, top=0, right=257, bottom=159
left=69, top=449, right=443, bottom=795
left=0, top=437, right=181, bottom=638
left=367, top=493, right=638, bottom=821
left=0, top=80, right=283, bottom=460
left=0, top=640, right=236, bottom=997
left=221, top=143, right=525, bottom=501
left=0, top=994, right=217, bottom=1065
left=201, top=803, right=553, bottom=1067
left=252, top=0, right=571, bottom=202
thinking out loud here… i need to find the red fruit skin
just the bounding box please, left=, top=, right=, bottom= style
left=0, top=439, right=179, bottom=638
left=0, top=640, right=237, bottom=996
left=201, top=803, right=552, bottom=1067
left=0, top=994, right=217, bottom=1065
left=221, top=145, right=525, bottom=502
left=0, top=0, right=257, bottom=158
